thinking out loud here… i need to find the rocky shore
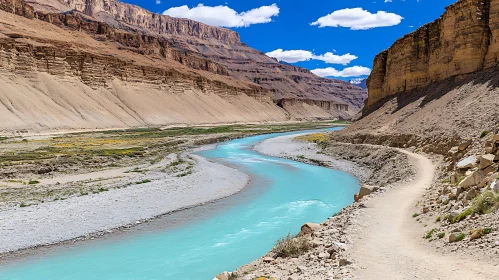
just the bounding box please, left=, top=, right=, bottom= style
left=221, top=132, right=499, bottom=280
left=219, top=134, right=417, bottom=280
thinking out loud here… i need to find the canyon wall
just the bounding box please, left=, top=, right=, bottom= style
left=367, top=0, right=499, bottom=108
left=0, top=0, right=366, bottom=132
left=25, top=0, right=366, bottom=116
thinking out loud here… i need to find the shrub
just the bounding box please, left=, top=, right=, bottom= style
left=471, top=191, right=499, bottom=214
left=455, top=233, right=465, bottom=241
left=28, top=180, right=40, bottom=185
left=480, top=130, right=490, bottom=138
left=412, top=213, right=420, bottom=218
left=438, top=232, right=445, bottom=239
left=272, top=233, right=311, bottom=258
left=425, top=228, right=437, bottom=239
left=435, top=216, right=441, bottom=222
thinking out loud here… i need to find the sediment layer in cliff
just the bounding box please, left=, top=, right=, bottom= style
left=367, top=0, right=499, bottom=108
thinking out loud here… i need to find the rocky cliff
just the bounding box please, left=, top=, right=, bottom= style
left=367, top=0, right=499, bottom=108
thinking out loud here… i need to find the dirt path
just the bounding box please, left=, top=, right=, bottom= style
left=346, top=150, right=499, bottom=279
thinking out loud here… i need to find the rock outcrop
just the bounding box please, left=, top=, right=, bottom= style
left=367, top=0, right=499, bottom=108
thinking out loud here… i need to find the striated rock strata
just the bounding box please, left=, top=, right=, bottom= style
left=24, top=0, right=366, bottom=117
left=367, top=0, right=499, bottom=108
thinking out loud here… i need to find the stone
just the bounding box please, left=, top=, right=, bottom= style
left=470, top=230, right=483, bottom=241
left=485, top=141, right=497, bottom=154
left=263, top=257, right=275, bottom=263
left=449, top=233, right=459, bottom=243
left=464, top=189, right=477, bottom=202
left=458, top=139, right=472, bottom=151
left=354, top=193, right=360, bottom=202
left=479, top=154, right=496, bottom=169
left=215, top=272, right=230, bottom=280
left=456, top=156, right=478, bottom=169
left=449, top=147, right=464, bottom=162
left=358, top=184, right=379, bottom=199
left=339, top=259, right=351, bottom=266
left=493, top=134, right=499, bottom=144
left=318, top=252, right=329, bottom=259
left=299, top=223, right=321, bottom=236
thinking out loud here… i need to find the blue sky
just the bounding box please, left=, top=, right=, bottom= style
left=122, top=0, right=455, bottom=80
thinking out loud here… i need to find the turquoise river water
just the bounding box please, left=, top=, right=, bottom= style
left=0, top=127, right=360, bottom=280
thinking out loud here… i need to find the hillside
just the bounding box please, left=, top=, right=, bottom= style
left=0, top=0, right=366, bottom=133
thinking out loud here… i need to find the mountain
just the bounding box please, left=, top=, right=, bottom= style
left=349, top=78, right=367, bottom=90
left=0, top=0, right=366, bottom=132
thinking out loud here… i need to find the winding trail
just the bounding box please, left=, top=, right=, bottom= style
left=347, top=149, right=499, bottom=279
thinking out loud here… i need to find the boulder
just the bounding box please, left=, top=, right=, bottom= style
left=456, top=156, right=477, bottom=169
left=354, top=193, right=360, bottom=202
left=358, top=185, right=379, bottom=199
left=448, top=233, right=463, bottom=243
left=479, top=154, right=496, bottom=169
left=458, top=139, right=472, bottom=151
left=493, top=134, right=499, bottom=144
left=459, top=170, right=486, bottom=189
left=299, top=223, right=321, bottom=236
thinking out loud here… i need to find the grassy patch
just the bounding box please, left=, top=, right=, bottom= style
left=272, top=233, right=312, bottom=258
left=28, top=180, right=40, bottom=185
left=452, top=208, right=474, bottom=223
left=296, top=133, right=327, bottom=144
left=425, top=228, right=437, bottom=239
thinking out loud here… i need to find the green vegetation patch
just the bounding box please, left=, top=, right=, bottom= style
left=452, top=208, right=474, bottom=223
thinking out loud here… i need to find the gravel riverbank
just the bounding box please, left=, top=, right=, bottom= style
left=0, top=151, right=249, bottom=254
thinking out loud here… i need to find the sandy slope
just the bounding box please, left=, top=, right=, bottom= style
left=346, top=149, right=499, bottom=279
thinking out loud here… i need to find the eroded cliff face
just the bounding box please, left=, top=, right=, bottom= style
left=367, top=0, right=499, bottom=108
left=25, top=0, right=366, bottom=115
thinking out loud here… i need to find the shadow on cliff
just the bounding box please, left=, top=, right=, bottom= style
left=361, top=66, right=499, bottom=119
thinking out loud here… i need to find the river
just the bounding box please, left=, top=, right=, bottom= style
left=0, top=127, right=359, bottom=279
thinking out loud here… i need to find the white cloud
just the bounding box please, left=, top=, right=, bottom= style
left=311, top=66, right=371, bottom=78
left=265, top=49, right=357, bottom=65
left=162, top=4, right=279, bottom=27
left=311, top=8, right=403, bottom=30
